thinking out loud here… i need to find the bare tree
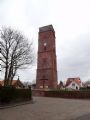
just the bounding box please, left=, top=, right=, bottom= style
left=0, top=27, right=34, bottom=86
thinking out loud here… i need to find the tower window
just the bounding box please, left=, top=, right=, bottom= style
left=43, top=42, right=47, bottom=51
left=44, top=43, right=47, bottom=46
left=44, top=46, right=46, bottom=51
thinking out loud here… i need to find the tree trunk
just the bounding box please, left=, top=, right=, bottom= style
left=4, top=63, right=8, bottom=86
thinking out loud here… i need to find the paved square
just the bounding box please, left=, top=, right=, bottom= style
left=0, top=97, right=90, bottom=120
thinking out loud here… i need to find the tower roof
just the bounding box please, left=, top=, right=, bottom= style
left=39, top=25, right=55, bottom=33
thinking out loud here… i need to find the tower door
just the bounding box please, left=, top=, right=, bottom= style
left=40, top=79, right=48, bottom=88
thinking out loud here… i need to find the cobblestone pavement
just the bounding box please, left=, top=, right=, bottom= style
left=0, top=97, right=90, bottom=120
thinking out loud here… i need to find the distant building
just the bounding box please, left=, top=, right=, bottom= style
left=31, top=83, right=36, bottom=89
left=23, top=81, right=31, bottom=88
left=0, top=80, right=24, bottom=88
left=57, top=81, right=65, bottom=89
left=65, top=77, right=83, bottom=90
left=84, top=80, right=90, bottom=88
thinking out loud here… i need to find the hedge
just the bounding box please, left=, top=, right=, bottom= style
left=0, top=86, right=32, bottom=104
left=44, top=90, right=90, bottom=99
left=32, top=89, right=90, bottom=99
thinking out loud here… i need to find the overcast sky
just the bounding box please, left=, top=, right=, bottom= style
left=0, top=0, right=90, bottom=83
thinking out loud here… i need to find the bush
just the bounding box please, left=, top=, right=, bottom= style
left=44, top=90, right=90, bottom=99
left=14, top=88, right=32, bottom=101
left=0, top=86, right=32, bottom=104
left=0, top=86, right=16, bottom=104
left=80, top=87, right=90, bottom=91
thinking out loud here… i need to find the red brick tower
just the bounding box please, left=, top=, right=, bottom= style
left=36, top=25, right=57, bottom=89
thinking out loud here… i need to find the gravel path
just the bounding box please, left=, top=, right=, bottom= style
left=0, top=97, right=90, bottom=120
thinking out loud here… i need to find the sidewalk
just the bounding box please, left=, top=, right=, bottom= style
left=0, top=100, right=34, bottom=109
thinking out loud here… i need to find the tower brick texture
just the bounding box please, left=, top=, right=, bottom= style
left=36, top=25, right=57, bottom=89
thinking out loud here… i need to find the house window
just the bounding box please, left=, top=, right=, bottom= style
left=72, top=83, right=75, bottom=86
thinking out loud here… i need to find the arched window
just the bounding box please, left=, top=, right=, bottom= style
left=43, top=42, right=47, bottom=51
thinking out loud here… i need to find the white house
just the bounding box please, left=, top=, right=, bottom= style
left=65, top=77, right=83, bottom=90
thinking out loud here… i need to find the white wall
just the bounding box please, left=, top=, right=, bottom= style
left=66, top=81, right=80, bottom=90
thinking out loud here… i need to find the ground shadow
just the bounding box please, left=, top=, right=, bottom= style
left=71, top=113, right=90, bottom=120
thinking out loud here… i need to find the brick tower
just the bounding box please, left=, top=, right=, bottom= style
left=36, top=25, right=57, bottom=89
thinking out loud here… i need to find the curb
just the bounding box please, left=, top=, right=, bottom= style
left=0, top=100, right=34, bottom=109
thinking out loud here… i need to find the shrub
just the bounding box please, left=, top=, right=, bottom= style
left=0, top=86, right=32, bottom=104
left=0, top=86, right=16, bottom=104
left=44, top=90, right=90, bottom=99
left=14, top=88, right=32, bottom=101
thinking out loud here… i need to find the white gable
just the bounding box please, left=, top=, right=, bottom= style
left=66, top=81, right=80, bottom=90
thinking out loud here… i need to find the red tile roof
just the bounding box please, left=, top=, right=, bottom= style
left=66, top=77, right=81, bottom=87
left=0, top=80, right=23, bottom=86
left=0, top=80, right=4, bottom=86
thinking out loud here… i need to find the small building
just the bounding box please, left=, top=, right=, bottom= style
left=57, top=81, right=65, bottom=90
left=0, top=80, right=24, bottom=88
left=65, top=77, right=83, bottom=90
left=31, top=83, right=36, bottom=89
left=84, top=80, right=90, bottom=88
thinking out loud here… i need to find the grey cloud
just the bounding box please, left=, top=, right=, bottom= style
left=0, top=0, right=90, bottom=83
left=57, top=32, right=90, bottom=82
